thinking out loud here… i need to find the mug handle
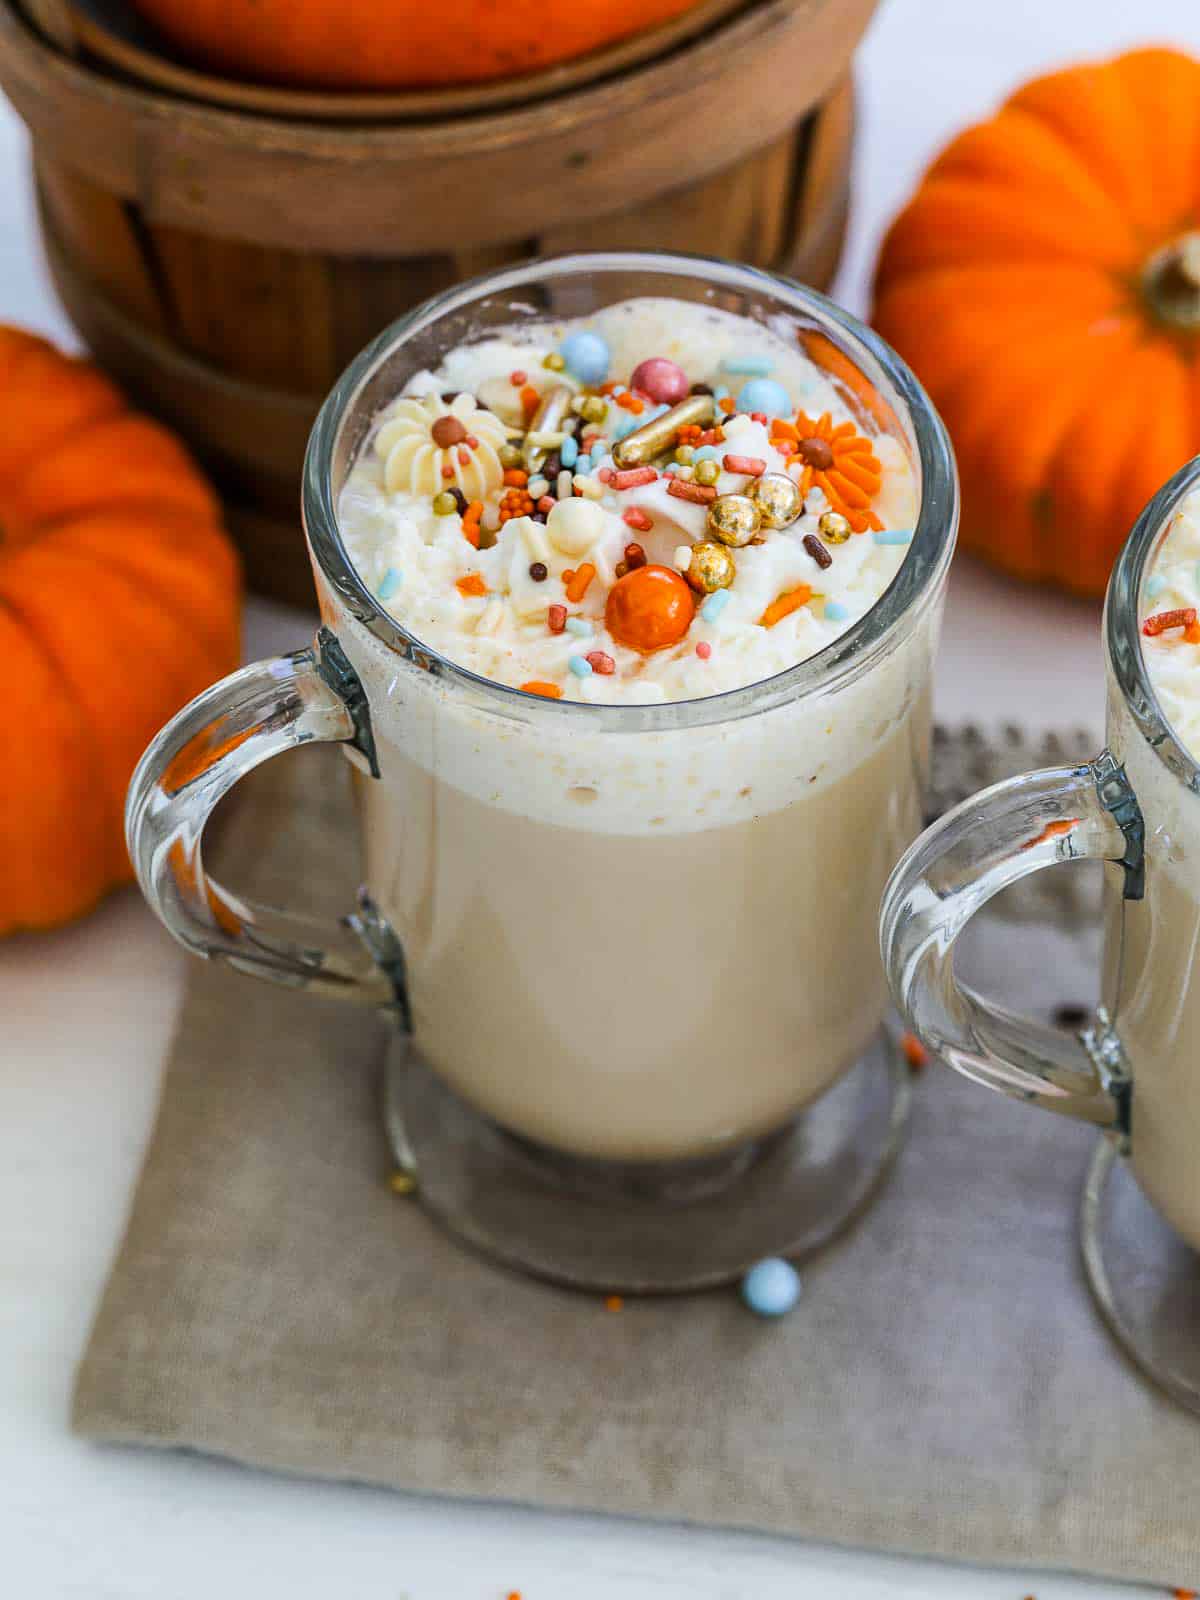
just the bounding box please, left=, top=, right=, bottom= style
left=880, top=751, right=1144, bottom=1140
left=126, top=627, right=406, bottom=1016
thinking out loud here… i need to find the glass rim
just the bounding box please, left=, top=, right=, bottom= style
left=1106, top=453, right=1200, bottom=790
left=302, top=250, right=959, bottom=732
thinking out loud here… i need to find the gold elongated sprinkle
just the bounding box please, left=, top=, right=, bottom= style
left=612, top=394, right=715, bottom=468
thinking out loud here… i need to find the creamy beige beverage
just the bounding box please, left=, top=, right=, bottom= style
left=1106, top=489, right=1200, bottom=1244
left=331, top=297, right=932, bottom=1160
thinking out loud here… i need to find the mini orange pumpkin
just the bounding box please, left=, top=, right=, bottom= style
left=0, top=329, right=240, bottom=936
left=873, top=47, right=1200, bottom=597
left=128, top=0, right=703, bottom=89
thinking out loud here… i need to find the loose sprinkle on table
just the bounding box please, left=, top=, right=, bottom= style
left=388, top=1170, right=416, bottom=1195
left=901, top=1032, right=928, bottom=1072
left=605, top=1294, right=624, bottom=1312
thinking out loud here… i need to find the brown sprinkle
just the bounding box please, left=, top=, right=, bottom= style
left=803, top=532, right=833, bottom=570
left=798, top=436, right=834, bottom=470
left=529, top=562, right=548, bottom=582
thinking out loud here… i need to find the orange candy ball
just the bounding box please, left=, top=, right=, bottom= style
left=605, top=564, right=695, bottom=654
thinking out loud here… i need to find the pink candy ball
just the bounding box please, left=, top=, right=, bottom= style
left=630, top=358, right=689, bottom=406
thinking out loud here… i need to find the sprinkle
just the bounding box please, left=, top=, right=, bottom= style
left=576, top=455, right=594, bottom=477
left=692, top=444, right=720, bottom=462
left=741, top=1258, right=801, bottom=1317
left=873, top=528, right=913, bottom=546
left=1143, top=607, right=1198, bottom=637
left=564, top=616, right=593, bottom=637
left=573, top=474, right=604, bottom=500
left=521, top=680, right=562, bottom=698
left=623, top=507, right=653, bottom=533
left=612, top=466, right=657, bottom=490
left=377, top=567, right=402, bottom=601
left=520, top=385, right=540, bottom=421
left=559, top=433, right=579, bottom=468
left=695, top=641, right=712, bottom=660
left=537, top=495, right=556, bottom=514
left=441, top=462, right=455, bottom=479
left=548, top=604, right=567, bottom=633
left=735, top=377, right=791, bottom=417
left=527, top=475, right=550, bottom=498
left=718, top=396, right=736, bottom=414
left=509, top=369, right=527, bottom=386
left=503, top=467, right=529, bottom=487
left=604, top=1294, right=624, bottom=1312
left=759, top=584, right=812, bottom=628
left=586, top=650, right=615, bottom=675
left=623, top=542, right=647, bottom=569
left=568, top=655, right=593, bottom=678
left=615, top=391, right=646, bottom=414
left=543, top=351, right=565, bottom=371
left=667, top=478, right=717, bottom=505
left=901, top=1032, right=928, bottom=1071
left=1144, top=573, right=1167, bottom=598
left=720, top=354, right=774, bottom=376
left=673, top=545, right=693, bottom=571
left=803, top=532, right=833, bottom=570
left=388, top=1170, right=416, bottom=1195
left=559, top=329, right=610, bottom=385
left=565, top=563, right=597, bottom=602
left=597, top=465, right=615, bottom=484
left=824, top=600, right=849, bottom=621
left=529, top=561, right=548, bottom=582
left=723, top=453, right=766, bottom=477
left=455, top=573, right=487, bottom=598
left=1021, top=818, right=1080, bottom=851
left=557, top=468, right=574, bottom=500
left=701, top=589, right=731, bottom=623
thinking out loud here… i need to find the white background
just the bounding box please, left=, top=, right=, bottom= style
left=4, top=2, right=1198, bottom=1595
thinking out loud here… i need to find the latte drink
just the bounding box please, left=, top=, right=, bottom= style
left=329, top=295, right=938, bottom=1160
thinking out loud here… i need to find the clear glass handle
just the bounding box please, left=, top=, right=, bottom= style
left=880, top=752, right=1143, bottom=1135
left=126, top=634, right=405, bottom=1013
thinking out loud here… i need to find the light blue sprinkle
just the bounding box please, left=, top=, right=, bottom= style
left=663, top=462, right=680, bottom=475
left=1146, top=573, right=1167, bottom=599
left=721, top=354, right=774, bottom=377
left=647, top=402, right=671, bottom=421
left=824, top=600, right=850, bottom=621
left=559, top=434, right=578, bottom=468
left=736, top=377, right=792, bottom=418
left=564, top=616, right=592, bottom=637
left=873, top=529, right=913, bottom=546
left=568, top=655, right=593, bottom=678
left=692, top=444, right=720, bottom=462
left=377, top=567, right=402, bottom=601
left=611, top=412, right=638, bottom=441
left=741, top=1257, right=801, bottom=1317
left=559, top=330, right=610, bottom=385
left=713, top=385, right=732, bottom=402
left=576, top=452, right=593, bottom=474
left=701, top=589, right=731, bottom=623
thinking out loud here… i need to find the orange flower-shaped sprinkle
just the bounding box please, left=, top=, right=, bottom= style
left=785, top=411, right=883, bottom=533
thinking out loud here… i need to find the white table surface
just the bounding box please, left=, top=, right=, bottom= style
left=4, top=3, right=1197, bottom=1595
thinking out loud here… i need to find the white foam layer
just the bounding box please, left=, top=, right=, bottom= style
left=337, top=297, right=918, bottom=705
left=1141, top=489, right=1200, bottom=761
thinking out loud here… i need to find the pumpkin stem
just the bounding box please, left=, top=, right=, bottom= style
left=1143, top=232, right=1200, bottom=330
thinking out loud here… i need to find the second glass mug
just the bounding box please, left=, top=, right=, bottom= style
left=881, top=455, right=1200, bottom=1411
left=128, top=252, right=957, bottom=1291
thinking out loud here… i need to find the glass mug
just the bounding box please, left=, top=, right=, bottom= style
left=128, top=252, right=957, bottom=1292
left=881, top=455, right=1200, bottom=1410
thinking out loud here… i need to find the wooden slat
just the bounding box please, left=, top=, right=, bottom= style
left=0, top=0, right=878, bottom=254
left=35, top=155, right=168, bottom=331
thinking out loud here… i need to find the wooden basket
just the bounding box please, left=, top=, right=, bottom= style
left=0, top=0, right=873, bottom=604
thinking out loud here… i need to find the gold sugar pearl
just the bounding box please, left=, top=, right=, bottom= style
left=685, top=541, right=737, bottom=594
left=819, top=510, right=852, bottom=544
left=499, top=442, right=523, bottom=469
left=750, top=472, right=804, bottom=530
left=543, top=352, right=566, bottom=371
left=706, top=494, right=761, bottom=548
left=693, top=458, right=721, bottom=487
left=675, top=444, right=696, bottom=465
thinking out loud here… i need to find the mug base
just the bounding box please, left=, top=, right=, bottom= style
left=382, top=1028, right=911, bottom=1293
left=1081, top=1138, right=1200, bottom=1415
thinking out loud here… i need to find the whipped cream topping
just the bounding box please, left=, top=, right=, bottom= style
left=1140, top=487, right=1200, bottom=759
left=337, top=298, right=919, bottom=704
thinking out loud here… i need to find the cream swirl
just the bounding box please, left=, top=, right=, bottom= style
left=375, top=390, right=509, bottom=502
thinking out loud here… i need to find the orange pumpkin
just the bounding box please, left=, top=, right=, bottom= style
left=128, top=0, right=703, bottom=89
left=872, top=47, right=1200, bottom=597
left=0, top=329, right=240, bottom=936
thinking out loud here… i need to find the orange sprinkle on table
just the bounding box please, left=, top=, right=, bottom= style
left=1173, top=1590, right=1197, bottom=1599
left=758, top=584, right=813, bottom=628
left=1021, top=817, right=1079, bottom=851
left=565, top=562, right=597, bottom=602
left=456, top=573, right=488, bottom=598
left=901, top=1033, right=928, bottom=1072
left=520, top=680, right=562, bottom=699
left=605, top=1294, right=624, bottom=1312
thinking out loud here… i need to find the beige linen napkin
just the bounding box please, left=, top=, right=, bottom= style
left=73, top=737, right=1200, bottom=1588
